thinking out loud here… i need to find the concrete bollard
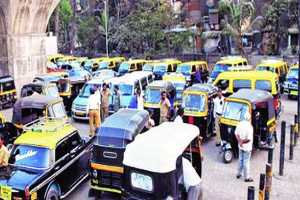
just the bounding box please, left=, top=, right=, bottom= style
left=290, top=125, right=294, bottom=160
left=258, top=173, right=265, bottom=200
left=247, top=186, right=255, bottom=200
left=265, top=163, right=272, bottom=200
left=279, top=121, right=286, bottom=176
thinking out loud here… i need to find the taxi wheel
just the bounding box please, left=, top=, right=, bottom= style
left=223, top=150, right=233, bottom=163
left=45, top=184, right=60, bottom=200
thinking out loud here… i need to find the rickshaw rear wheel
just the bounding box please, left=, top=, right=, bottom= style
left=223, top=150, right=233, bottom=163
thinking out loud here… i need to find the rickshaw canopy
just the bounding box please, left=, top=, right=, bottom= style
left=123, top=122, right=199, bottom=173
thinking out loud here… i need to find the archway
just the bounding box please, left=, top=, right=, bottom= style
left=0, top=7, right=8, bottom=76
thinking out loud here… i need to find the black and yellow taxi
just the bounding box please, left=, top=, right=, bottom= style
left=0, top=118, right=92, bottom=200
left=0, top=76, right=17, bottom=110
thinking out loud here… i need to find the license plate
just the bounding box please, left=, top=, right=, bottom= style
left=291, top=91, right=298, bottom=95
left=75, top=112, right=85, bottom=116
left=0, top=185, right=12, bottom=200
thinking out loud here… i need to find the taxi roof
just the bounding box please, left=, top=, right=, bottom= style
left=0, top=75, right=14, bottom=83
left=14, top=94, right=62, bottom=109
left=123, top=122, right=199, bottom=173
left=148, top=80, right=172, bottom=88
left=163, top=73, right=186, bottom=82
left=228, top=89, right=273, bottom=104
left=15, top=119, right=77, bottom=149
left=179, top=61, right=207, bottom=66
left=124, top=59, right=147, bottom=64
left=257, top=59, right=286, bottom=67
left=214, top=71, right=278, bottom=81
left=217, top=56, right=247, bottom=65
left=185, top=83, right=217, bottom=94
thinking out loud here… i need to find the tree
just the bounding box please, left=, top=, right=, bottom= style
left=58, top=0, right=73, bottom=52
left=218, top=0, right=262, bottom=56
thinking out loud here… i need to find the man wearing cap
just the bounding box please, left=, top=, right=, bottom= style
left=235, top=112, right=253, bottom=182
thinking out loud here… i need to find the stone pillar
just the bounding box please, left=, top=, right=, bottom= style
left=0, top=0, right=60, bottom=93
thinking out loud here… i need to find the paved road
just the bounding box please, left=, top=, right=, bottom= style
left=2, top=96, right=299, bottom=200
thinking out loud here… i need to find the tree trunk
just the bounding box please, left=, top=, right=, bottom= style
left=54, top=7, right=60, bottom=37
left=69, top=0, right=76, bottom=54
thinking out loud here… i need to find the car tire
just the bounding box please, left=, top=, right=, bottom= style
left=45, top=184, right=60, bottom=200
left=187, top=184, right=203, bottom=200
left=223, top=149, right=233, bottom=163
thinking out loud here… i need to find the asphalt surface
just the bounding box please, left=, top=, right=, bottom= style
left=2, top=95, right=299, bottom=200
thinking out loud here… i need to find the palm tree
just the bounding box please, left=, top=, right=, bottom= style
left=218, top=0, right=262, bottom=56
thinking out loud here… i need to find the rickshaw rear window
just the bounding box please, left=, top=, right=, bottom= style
left=153, top=65, right=167, bottom=73
left=145, top=89, right=161, bottom=104
left=177, top=64, right=191, bottom=74
left=2, top=81, right=15, bottom=91
left=119, top=84, right=133, bottom=96
left=183, top=94, right=206, bottom=112
left=223, top=101, right=249, bottom=121
left=233, top=80, right=251, bottom=91
left=255, top=80, right=272, bottom=92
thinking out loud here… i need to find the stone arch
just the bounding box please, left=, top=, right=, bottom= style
left=0, top=7, right=8, bottom=76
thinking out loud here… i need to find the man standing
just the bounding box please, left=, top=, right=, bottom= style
left=113, top=85, right=121, bottom=113
left=213, top=90, right=224, bottom=146
left=159, top=91, right=171, bottom=124
left=136, top=88, right=144, bottom=110
left=0, top=136, right=9, bottom=167
left=235, top=112, right=253, bottom=182
left=101, top=83, right=111, bottom=121
left=174, top=107, right=184, bottom=123
left=87, top=88, right=101, bottom=137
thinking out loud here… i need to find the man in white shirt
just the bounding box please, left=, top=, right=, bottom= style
left=213, top=90, right=224, bottom=146
left=235, top=111, right=253, bottom=182
left=87, top=87, right=101, bottom=137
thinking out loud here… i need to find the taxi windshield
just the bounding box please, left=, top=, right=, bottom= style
left=177, top=64, right=191, bottom=74
left=99, top=62, right=109, bottom=69
left=287, top=68, right=298, bottom=79
left=80, top=84, right=101, bottom=97
left=119, top=63, right=130, bottom=72
left=145, top=88, right=161, bottom=104
left=143, top=64, right=153, bottom=72
left=119, top=84, right=133, bottom=96
left=11, top=145, right=51, bottom=169
left=256, top=66, right=275, bottom=73
left=47, top=86, right=60, bottom=97
left=153, top=65, right=167, bottom=73
left=223, top=101, right=249, bottom=121
left=183, top=94, right=206, bottom=112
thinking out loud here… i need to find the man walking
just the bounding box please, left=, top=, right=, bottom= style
left=0, top=136, right=9, bottom=167
left=235, top=112, right=253, bottom=182
left=101, top=83, right=110, bottom=121
left=87, top=87, right=101, bottom=137
left=213, top=90, right=224, bottom=146
left=159, top=91, right=171, bottom=124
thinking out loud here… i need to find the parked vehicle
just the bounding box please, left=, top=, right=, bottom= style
left=0, top=118, right=92, bottom=199
left=122, top=122, right=203, bottom=200
left=176, top=61, right=209, bottom=84
left=98, top=57, right=126, bottom=71
left=153, top=59, right=182, bottom=80
left=213, top=71, right=281, bottom=116
left=163, top=73, right=187, bottom=106
left=20, top=82, right=60, bottom=98
left=12, top=94, right=67, bottom=127
left=182, top=84, right=218, bottom=140
left=89, top=109, right=149, bottom=197
left=256, top=59, right=288, bottom=89
left=144, top=81, right=176, bottom=125
left=93, top=69, right=116, bottom=79
left=118, top=59, right=147, bottom=76
left=220, top=89, right=276, bottom=163
left=0, top=75, right=17, bottom=109
left=209, top=56, right=248, bottom=82
left=284, top=63, right=298, bottom=99
left=84, top=57, right=109, bottom=72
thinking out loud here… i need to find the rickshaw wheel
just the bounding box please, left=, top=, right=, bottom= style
left=223, top=150, right=233, bottom=163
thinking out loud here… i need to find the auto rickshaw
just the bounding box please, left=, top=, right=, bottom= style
left=256, top=59, right=288, bottom=90
left=20, top=82, right=60, bottom=98
left=0, top=112, right=21, bottom=146
left=0, top=75, right=17, bottom=109
left=117, top=59, right=147, bottom=76
left=284, top=63, right=298, bottom=99
left=209, top=56, right=248, bottom=83
left=85, top=57, right=109, bottom=72
left=182, top=84, right=218, bottom=140
left=98, top=57, right=126, bottom=71
left=12, top=94, right=67, bottom=127
left=176, top=61, right=209, bottom=84
left=89, top=109, right=149, bottom=197
left=163, top=73, right=187, bottom=106
left=213, top=71, right=281, bottom=117
left=144, top=80, right=176, bottom=125
left=220, top=89, right=276, bottom=163
left=122, top=122, right=203, bottom=200
left=153, top=59, right=182, bottom=80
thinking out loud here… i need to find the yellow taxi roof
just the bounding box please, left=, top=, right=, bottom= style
left=15, top=120, right=77, bottom=150
left=163, top=73, right=186, bottom=82
left=291, top=63, right=299, bottom=69
left=180, top=61, right=207, bottom=65
left=125, top=59, right=147, bottom=64
left=217, top=56, right=247, bottom=65
left=47, top=54, right=64, bottom=60
left=214, top=71, right=278, bottom=81
left=257, top=59, right=286, bottom=68
left=91, top=57, right=109, bottom=62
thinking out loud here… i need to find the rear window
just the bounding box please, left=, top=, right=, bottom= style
left=255, top=80, right=272, bottom=92
left=2, top=81, right=15, bottom=91
left=233, top=80, right=251, bottom=92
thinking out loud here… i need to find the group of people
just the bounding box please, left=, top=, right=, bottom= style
left=192, top=67, right=209, bottom=84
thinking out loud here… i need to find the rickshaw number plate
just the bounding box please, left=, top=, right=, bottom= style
left=291, top=91, right=298, bottom=95
left=0, top=185, right=12, bottom=200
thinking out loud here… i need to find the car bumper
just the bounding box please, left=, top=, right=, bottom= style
left=72, top=110, right=89, bottom=120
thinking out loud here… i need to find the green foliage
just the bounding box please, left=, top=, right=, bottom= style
left=77, top=16, right=100, bottom=51
left=59, top=0, right=73, bottom=26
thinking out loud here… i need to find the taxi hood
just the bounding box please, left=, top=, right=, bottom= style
left=0, top=166, right=42, bottom=190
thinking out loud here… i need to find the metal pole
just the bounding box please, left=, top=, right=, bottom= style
left=279, top=121, right=286, bottom=176
left=290, top=125, right=294, bottom=160
left=295, top=115, right=298, bottom=146
left=105, top=0, right=109, bottom=57
left=258, top=174, right=265, bottom=200
left=247, top=186, right=255, bottom=200
left=265, top=163, right=272, bottom=200
left=267, top=148, right=273, bottom=165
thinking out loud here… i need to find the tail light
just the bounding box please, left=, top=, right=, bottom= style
left=273, top=97, right=280, bottom=111
left=24, top=186, right=30, bottom=200
left=188, top=116, right=194, bottom=124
